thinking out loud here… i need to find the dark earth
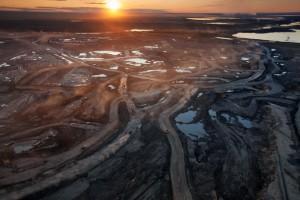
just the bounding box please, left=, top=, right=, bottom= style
left=0, top=12, right=299, bottom=200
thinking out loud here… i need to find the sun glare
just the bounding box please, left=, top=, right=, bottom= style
left=106, top=0, right=121, bottom=11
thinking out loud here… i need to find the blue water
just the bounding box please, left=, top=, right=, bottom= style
left=176, top=122, right=207, bottom=139
left=208, top=109, right=217, bottom=120
left=175, top=109, right=207, bottom=139
left=220, top=113, right=253, bottom=128
left=175, top=110, right=196, bottom=123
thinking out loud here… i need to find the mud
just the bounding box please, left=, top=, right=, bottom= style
left=0, top=14, right=299, bottom=200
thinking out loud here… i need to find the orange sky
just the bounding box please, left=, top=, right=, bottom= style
left=1, top=0, right=300, bottom=13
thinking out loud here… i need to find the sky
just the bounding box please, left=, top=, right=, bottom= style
left=1, top=0, right=300, bottom=13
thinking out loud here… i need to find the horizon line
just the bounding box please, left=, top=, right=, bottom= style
left=0, top=7, right=300, bottom=15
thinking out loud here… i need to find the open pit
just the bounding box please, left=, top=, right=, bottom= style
left=0, top=14, right=299, bottom=200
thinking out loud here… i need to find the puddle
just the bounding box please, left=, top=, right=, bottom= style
left=176, top=69, right=192, bottom=73
left=208, top=109, right=217, bottom=120
left=76, top=32, right=103, bottom=35
left=92, top=74, right=107, bottom=78
left=108, top=84, right=116, bottom=90
left=237, top=116, right=253, bottom=128
left=233, top=29, right=300, bottom=43
left=175, top=109, right=207, bottom=139
left=153, top=61, right=164, bottom=65
left=220, top=113, right=253, bottom=128
left=197, top=92, right=203, bottom=98
left=54, top=54, right=73, bottom=64
left=241, top=57, right=250, bottom=62
left=63, top=38, right=73, bottom=42
left=62, top=68, right=92, bottom=86
left=79, top=53, right=87, bottom=57
left=175, top=67, right=194, bottom=73
left=216, top=37, right=233, bottom=40
left=0, top=63, right=10, bottom=68
left=139, top=69, right=167, bottom=74
left=74, top=52, right=102, bottom=61
left=274, top=71, right=287, bottom=76
left=187, top=17, right=238, bottom=21
left=207, top=22, right=234, bottom=25
left=92, top=51, right=122, bottom=56
left=13, top=140, right=37, bottom=154
left=129, top=29, right=154, bottom=32
left=280, top=22, right=300, bottom=27
left=176, top=122, right=207, bottom=139
left=144, top=45, right=159, bottom=49
left=256, top=17, right=282, bottom=20
left=226, top=90, right=234, bottom=93
left=175, top=110, right=197, bottom=123
left=10, top=54, right=27, bottom=61
left=74, top=51, right=121, bottom=61
left=259, top=26, right=273, bottom=30
left=110, top=65, right=119, bottom=70
left=131, top=50, right=143, bottom=56
left=75, top=57, right=104, bottom=61
left=175, top=80, right=185, bottom=84
left=187, top=17, right=217, bottom=21
left=125, top=58, right=150, bottom=67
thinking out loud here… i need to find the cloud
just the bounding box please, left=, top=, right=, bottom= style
left=0, top=6, right=102, bottom=13
left=87, top=2, right=105, bottom=5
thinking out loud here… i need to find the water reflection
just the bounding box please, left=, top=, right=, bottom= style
left=175, top=108, right=207, bottom=139
left=233, top=29, right=300, bottom=43
left=220, top=113, right=253, bottom=128
left=175, top=110, right=197, bottom=123
left=176, top=122, right=207, bottom=139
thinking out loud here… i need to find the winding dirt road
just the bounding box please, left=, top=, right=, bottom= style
left=158, top=85, right=197, bottom=200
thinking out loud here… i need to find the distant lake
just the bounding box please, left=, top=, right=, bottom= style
left=233, top=29, right=300, bottom=43
left=187, top=17, right=238, bottom=21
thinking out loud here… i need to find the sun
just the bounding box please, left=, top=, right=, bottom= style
left=106, top=0, right=121, bottom=11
